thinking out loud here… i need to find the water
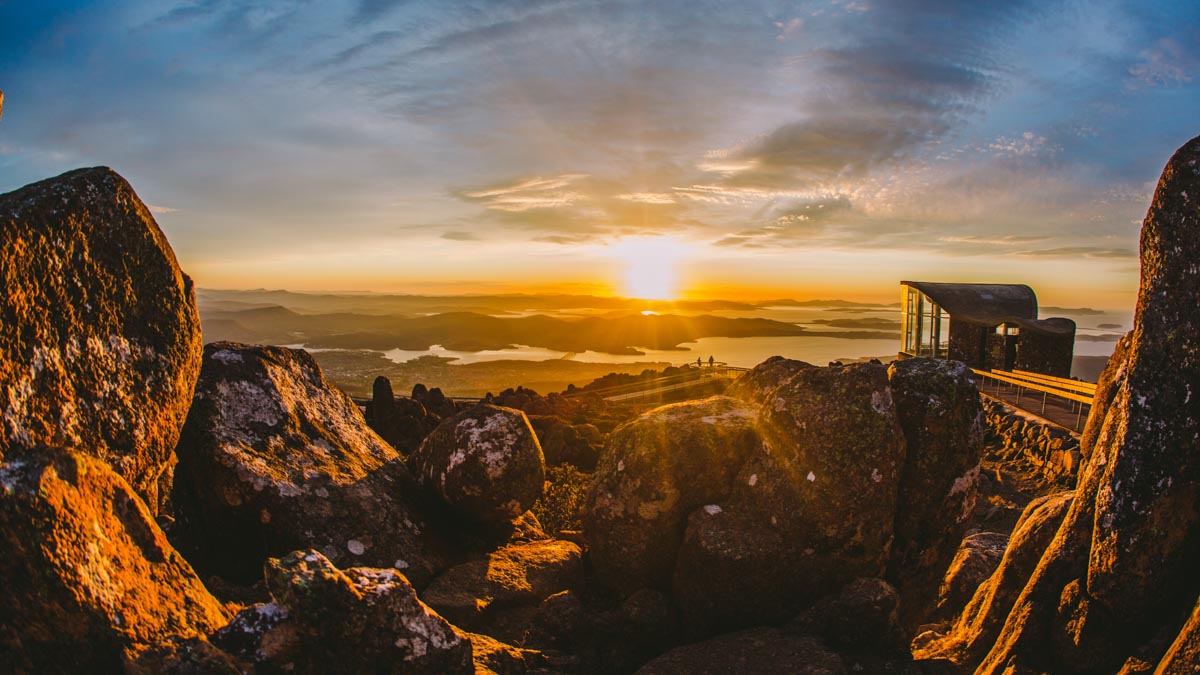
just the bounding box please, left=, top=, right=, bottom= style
left=377, top=336, right=900, bottom=369
left=312, top=304, right=1126, bottom=373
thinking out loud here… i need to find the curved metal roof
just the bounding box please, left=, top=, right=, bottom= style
left=901, top=281, right=1037, bottom=323
left=901, top=281, right=1076, bottom=336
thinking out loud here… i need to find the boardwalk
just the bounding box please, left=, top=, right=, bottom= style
left=973, top=374, right=1092, bottom=434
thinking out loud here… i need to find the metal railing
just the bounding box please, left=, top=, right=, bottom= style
left=971, top=368, right=1095, bottom=430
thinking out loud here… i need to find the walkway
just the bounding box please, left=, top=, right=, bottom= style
left=972, top=370, right=1094, bottom=434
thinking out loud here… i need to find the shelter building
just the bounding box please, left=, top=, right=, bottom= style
left=899, top=281, right=1075, bottom=377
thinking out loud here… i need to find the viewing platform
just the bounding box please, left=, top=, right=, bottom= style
left=970, top=367, right=1096, bottom=433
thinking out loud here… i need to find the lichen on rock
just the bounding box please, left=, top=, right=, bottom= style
left=0, top=167, right=203, bottom=510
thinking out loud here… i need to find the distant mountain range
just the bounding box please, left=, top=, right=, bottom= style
left=196, top=288, right=894, bottom=317
left=200, top=303, right=895, bottom=355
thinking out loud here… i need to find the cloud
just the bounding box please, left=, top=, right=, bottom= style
left=616, top=192, right=678, bottom=205
left=3, top=0, right=1196, bottom=295
left=988, top=132, right=1058, bottom=158
left=147, top=204, right=180, bottom=214
left=532, top=233, right=596, bottom=245
left=1017, top=246, right=1137, bottom=259
left=774, top=18, right=803, bottom=40
left=713, top=195, right=854, bottom=248
left=1127, top=38, right=1196, bottom=88
left=459, top=174, right=589, bottom=212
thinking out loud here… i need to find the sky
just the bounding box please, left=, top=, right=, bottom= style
left=1, top=0, right=1198, bottom=308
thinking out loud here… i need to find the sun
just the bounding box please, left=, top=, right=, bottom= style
left=609, top=237, right=685, bottom=301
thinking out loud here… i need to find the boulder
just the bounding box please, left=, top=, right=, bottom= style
left=911, top=491, right=1075, bottom=668
left=0, top=167, right=202, bottom=508
left=531, top=587, right=678, bottom=674
left=461, top=629, right=542, bottom=675
left=366, top=376, right=441, bottom=455
left=527, top=415, right=600, bottom=470
left=585, top=396, right=761, bottom=592
left=886, top=358, right=985, bottom=611
left=172, top=342, right=441, bottom=586
left=786, top=578, right=911, bottom=671
left=413, top=383, right=459, bottom=418
left=917, top=134, right=1200, bottom=674
left=822, top=578, right=907, bottom=653
left=421, top=539, right=583, bottom=632
left=936, top=532, right=1010, bottom=618
left=213, top=549, right=472, bottom=673
left=408, top=404, right=545, bottom=529
left=1156, top=596, right=1200, bottom=675
left=754, top=362, right=906, bottom=584
left=671, top=496, right=796, bottom=635
left=636, top=628, right=845, bottom=675
left=725, top=355, right=813, bottom=405
left=0, top=448, right=228, bottom=672
left=123, top=637, right=242, bottom=675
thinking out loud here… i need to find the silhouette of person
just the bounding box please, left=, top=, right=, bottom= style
left=708, top=355, right=715, bottom=367
left=696, top=357, right=702, bottom=367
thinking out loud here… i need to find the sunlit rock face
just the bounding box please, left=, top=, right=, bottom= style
left=172, top=342, right=442, bottom=587
left=916, top=134, right=1200, bottom=674
left=0, top=448, right=228, bottom=672
left=912, top=491, right=1075, bottom=667
left=0, top=167, right=203, bottom=510
left=421, top=538, right=583, bottom=641
left=408, top=404, right=546, bottom=530
left=213, top=549, right=473, bottom=674
left=935, top=532, right=1010, bottom=620
left=585, top=396, right=762, bottom=594
left=724, top=355, right=814, bottom=406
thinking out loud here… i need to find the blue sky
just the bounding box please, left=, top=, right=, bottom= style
left=1, top=0, right=1198, bottom=306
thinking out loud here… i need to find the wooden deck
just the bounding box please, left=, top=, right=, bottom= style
left=971, top=368, right=1095, bottom=434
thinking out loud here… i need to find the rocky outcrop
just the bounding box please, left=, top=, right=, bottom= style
left=585, top=396, right=761, bottom=592
left=636, top=628, right=845, bottom=675
left=365, top=376, right=441, bottom=455
left=1157, top=596, right=1200, bottom=674
left=124, top=637, right=242, bottom=675
left=753, top=362, right=906, bottom=587
left=587, top=365, right=912, bottom=636
left=784, top=577, right=912, bottom=672
left=212, top=549, right=473, bottom=674
left=0, top=448, right=228, bottom=672
left=936, top=532, right=1010, bottom=618
left=912, top=492, right=1074, bottom=668
left=408, top=404, right=546, bottom=529
left=172, top=342, right=441, bottom=586
left=0, top=167, right=202, bottom=508
left=916, top=134, right=1200, bottom=674
left=413, top=383, right=460, bottom=419
left=791, top=578, right=907, bottom=654
left=886, top=358, right=985, bottom=609
left=982, top=399, right=1082, bottom=478
left=527, top=415, right=601, bottom=470
left=422, top=538, right=583, bottom=640
left=461, top=629, right=542, bottom=675
left=725, top=355, right=813, bottom=405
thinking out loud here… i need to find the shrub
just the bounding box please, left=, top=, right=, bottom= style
left=532, top=464, right=590, bottom=535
